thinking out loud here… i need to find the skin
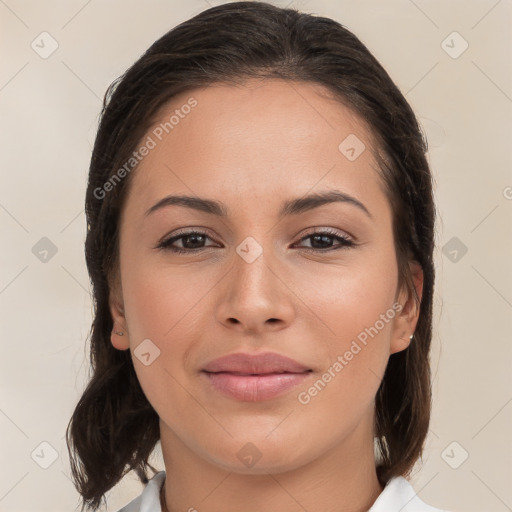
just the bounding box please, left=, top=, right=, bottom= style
left=109, top=78, right=423, bottom=512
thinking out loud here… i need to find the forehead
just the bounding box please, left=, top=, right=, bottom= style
left=121, top=78, right=387, bottom=220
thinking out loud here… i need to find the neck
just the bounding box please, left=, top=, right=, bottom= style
left=159, top=418, right=383, bottom=512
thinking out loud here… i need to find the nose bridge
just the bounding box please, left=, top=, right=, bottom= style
left=232, top=235, right=279, bottom=304
left=215, top=234, right=294, bottom=331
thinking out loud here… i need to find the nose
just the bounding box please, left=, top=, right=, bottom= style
left=214, top=246, right=295, bottom=335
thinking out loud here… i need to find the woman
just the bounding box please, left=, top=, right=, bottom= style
left=66, top=2, right=445, bottom=511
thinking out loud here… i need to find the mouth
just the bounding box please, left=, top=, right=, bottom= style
left=202, top=351, right=311, bottom=374
left=206, top=370, right=309, bottom=376
left=201, top=352, right=313, bottom=401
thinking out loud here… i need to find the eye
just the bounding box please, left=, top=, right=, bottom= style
left=293, top=228, right=355, bottom=251
left=156, top=230, right=218, bottom=254
left=155, top=228, right=356, bottom=254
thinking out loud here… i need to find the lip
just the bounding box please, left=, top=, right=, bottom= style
left=203, top=352, right=311, bottom=374
left=202, top=352, right=312, bottom=401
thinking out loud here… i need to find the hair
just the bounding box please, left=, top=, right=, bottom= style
left=66, top=2, right=436, bottom=510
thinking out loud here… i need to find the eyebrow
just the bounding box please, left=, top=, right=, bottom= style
left=144, top=190, right=372, bottom=219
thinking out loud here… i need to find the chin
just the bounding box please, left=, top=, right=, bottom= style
left=214, top=450, right=309, bottom=476
left=200, top=431, right=316, bottom=476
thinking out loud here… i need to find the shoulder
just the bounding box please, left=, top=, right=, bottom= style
left=114, top=471, right=166, bottom=512
left=369, top=476, right=448, bottom=512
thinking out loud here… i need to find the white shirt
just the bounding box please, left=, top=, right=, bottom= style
left=115, top=470, right=447, bottom=512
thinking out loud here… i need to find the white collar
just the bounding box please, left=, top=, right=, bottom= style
left=368, top=476, right=446, bottom=511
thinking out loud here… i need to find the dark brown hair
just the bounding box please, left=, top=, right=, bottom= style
left=66, top=2, right=436, bottom=510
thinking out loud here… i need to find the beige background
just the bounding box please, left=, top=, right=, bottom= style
left=1, top=0, right=511, bottom=511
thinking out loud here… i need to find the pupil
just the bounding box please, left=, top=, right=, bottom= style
left=312, top=235, right=331, bottom=248
left=185, top=234, right=204, bottom=248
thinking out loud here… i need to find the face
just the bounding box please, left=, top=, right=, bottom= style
left=109, top=79, right=422, bottom=474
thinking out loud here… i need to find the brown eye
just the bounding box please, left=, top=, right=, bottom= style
left=294, top=229, right=355, bottom=251
left=156, top=230, right=217, bottom=254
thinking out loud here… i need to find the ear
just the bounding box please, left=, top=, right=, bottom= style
left=390, top=260, right=424, bottom=355
left=109, top=273, right=130, bottom=351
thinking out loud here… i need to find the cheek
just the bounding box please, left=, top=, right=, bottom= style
left=295, top=247, right=398, bottom=401
left=296, top=289, right=396, bottom=430
left=297, top=248, right=398, bottom=339
left=121, top=258, right=214, bottom=343
left=119, top=261, right=210, bottom=421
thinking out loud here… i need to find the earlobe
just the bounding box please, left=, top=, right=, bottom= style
left=390, top=332, right=414, bottom=354
left=111, top=327, right=129, bottom=350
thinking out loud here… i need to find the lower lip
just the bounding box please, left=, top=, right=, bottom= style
left=202, top=371, right=312, bottom=401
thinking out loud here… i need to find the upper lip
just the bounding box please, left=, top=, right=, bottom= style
left=202, top=352, right=311, bottom=375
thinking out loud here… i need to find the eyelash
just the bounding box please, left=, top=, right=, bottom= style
left=155, top=228, right=356, bottom=254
